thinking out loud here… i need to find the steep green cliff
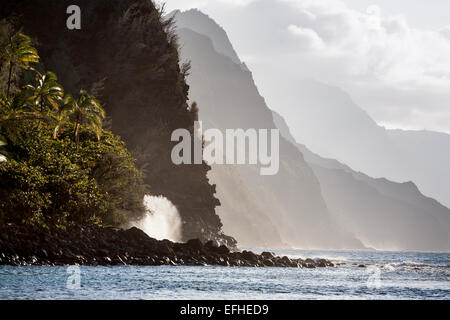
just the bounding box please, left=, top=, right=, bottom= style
left=0, top=0, right=234, bottom=245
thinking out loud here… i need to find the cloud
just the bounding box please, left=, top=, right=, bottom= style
left=164, top=0, right=450, bottom=133
left=158, top=0, right=257, bottom=12
left=287, top=25, right=324, bottom=49
left=439, top=26, right=450, bottom=41
left=279, top=1, right=450, bottom=133
left=284, top=1, right=450, bottom=90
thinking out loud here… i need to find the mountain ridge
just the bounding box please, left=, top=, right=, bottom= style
left=175, top=15, right=364, bottom=249
left=273, top=110, right=450, bottom=251
left=170, top=9, right=243, bottom=66
left=275, top=77, right=450, bottom=209
left=174, top=8, right=450, bottom=251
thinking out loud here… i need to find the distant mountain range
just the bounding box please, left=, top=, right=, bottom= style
left=273, top=111, right=450, bottom=251
left=272, top=77, right=450, bottom=210
left=172, top=10, right=364, bottom=249
left=172, top=9, right=450, bottom=251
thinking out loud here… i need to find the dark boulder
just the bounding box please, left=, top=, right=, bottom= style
left=316, top=259, right=330, bottom=268
left=204, top=240, right=220, bottom=250
left=241, top=250, right=258, bottom=262
left=124, top=227, right=151, bottom=242
left=215, top=245, right=230, bottom=255
left=281, top=256, right=292, bottom=265
left=261, top=251, right=275, bottom=259
left=186, top=239, right=203, bottom=250
left=96, top=249, right=110, bottom=257
left=263, top=259, right=274, bottom=267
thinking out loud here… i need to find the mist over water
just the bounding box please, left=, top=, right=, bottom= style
left=131, top=195, right=182, bottom=242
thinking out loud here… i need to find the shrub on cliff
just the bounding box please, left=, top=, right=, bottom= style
left=0, top=123, right=146, bottom=227
left=0, top=31, right=147, bottom=228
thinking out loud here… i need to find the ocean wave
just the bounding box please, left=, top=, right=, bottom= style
left=376, top=260, right=450, bottom=272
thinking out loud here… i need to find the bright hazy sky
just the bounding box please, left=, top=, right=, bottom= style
left=160, top=0, right=450, bottom=133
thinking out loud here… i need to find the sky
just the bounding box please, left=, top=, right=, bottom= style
left=160, top=0, right=450, bottom=134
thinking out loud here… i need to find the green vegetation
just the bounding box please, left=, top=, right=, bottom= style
left=0, top=31, right=147, bottom=228
left=0, top=31, right=39, bottom=98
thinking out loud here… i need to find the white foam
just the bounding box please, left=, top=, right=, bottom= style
left=131, top=195, right=182, bottom=242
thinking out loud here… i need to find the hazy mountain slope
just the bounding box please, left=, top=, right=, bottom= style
left=278, top=78, right=450, bottom=209
left=207, top=165, right=285, bottom=247
left=170, top=9, right=242, bottom=66
left=386, top=129, right=450, bottom=209
left=273, top=111, right=450, bottom=251
left=174, top=12, right=364, bottom=249
left=0, top=0, right=234, bottom=245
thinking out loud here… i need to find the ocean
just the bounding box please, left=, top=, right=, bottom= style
left=0, top=249, right=448, bottom=300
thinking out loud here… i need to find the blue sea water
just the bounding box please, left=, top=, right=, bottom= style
left=0, top=249, right=448, bottom=300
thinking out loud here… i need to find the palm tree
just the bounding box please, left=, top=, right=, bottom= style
left=0, top=32, right=40, bottom=98
left=25, top=71, right=64, bottom=127
left=66, top=90, right=106, bottom=145
left=51, top=94, right=74, bottom=139
left=0, top=91, right=35, bottom=123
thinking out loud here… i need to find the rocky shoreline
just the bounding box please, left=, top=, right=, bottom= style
left=0, top=224, right=334, bottom=268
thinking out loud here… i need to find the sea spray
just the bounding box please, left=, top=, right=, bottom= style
left=131, top=195, right=182, bottom=242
